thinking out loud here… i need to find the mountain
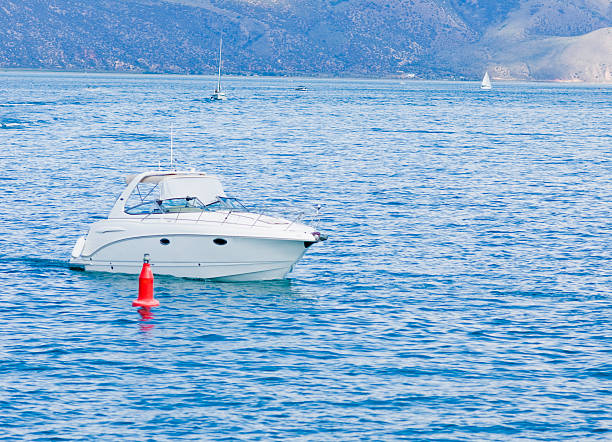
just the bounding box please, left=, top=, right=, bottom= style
left=0, top=0, right=610, bottom=81
left=451, top=0, right=612, bottom=81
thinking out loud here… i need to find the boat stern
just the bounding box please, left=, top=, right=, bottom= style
left=68, top=235, right=87, bottom=269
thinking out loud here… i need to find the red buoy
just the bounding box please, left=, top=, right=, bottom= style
left=133, top=254, right=159, bottom=308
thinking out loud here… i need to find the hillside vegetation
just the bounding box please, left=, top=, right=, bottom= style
left=0, top=0, right=610, bottom=81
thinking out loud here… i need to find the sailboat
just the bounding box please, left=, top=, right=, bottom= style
left=210, top=37, right=227, bottom=100
left=481, top=71, right=492, bottom=90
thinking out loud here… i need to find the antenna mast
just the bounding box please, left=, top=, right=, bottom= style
left=170, top=123, right=174, bottom=169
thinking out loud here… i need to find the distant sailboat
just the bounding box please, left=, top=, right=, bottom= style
left=211, top=37, right=227, bottom=101
left=481, top=71, right=492, bottom=90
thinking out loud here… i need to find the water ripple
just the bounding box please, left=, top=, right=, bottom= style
left=0, top=72, right=611, bottom=439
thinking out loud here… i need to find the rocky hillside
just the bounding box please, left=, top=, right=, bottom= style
left=465, top=0, right=612, bottom=81
left=0, top=0, right=610, bottom=81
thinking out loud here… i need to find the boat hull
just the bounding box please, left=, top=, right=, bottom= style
left=71, top=259, right=297, bottom=282
left=70, top=232, right=311, bottom=281
left=210, top=92, right=227, bottom=101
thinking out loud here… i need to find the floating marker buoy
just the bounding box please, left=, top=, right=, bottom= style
left=132, top=254, right=159, bottom=308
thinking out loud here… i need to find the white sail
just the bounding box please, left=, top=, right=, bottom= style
left=211, top=37, right=227, bottom=100
left=481, top=71, right=492, bottom=90
left=216, top=37, right=222, bottom=92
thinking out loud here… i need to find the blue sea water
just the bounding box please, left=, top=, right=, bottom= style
left=0, top=71, right=611, bottom=440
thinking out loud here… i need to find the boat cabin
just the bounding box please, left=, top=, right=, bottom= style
left=108, top=171, right=245, bottom=218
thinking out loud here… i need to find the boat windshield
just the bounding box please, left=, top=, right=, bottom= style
left=125, top=196, right=247, bottom=215
left=206, top=196, right=247, bottom=211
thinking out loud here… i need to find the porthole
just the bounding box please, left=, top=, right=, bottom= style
left=213, top=238, right=227, bottom=246
left=160, top=238, right=170, bottom=245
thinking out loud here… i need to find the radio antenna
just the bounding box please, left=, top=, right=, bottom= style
left=170, top=123, right=174, bottom=169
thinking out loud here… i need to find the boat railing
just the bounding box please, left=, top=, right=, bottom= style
left=137, top=204, right=321, bottom=230
left=285, top=212, right=304, bottom=230
left=139, top=208, right=296, bottom=229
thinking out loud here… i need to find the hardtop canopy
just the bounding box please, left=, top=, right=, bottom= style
left=110, top=170, right=227, bottom=218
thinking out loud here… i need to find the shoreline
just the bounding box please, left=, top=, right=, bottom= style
left=1, top=67, right=611, bottom=85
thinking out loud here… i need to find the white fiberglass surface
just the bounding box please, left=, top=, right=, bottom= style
left=159, top=176, right=225, bottom=205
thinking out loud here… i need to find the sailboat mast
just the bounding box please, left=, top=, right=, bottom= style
left=217, top=37, right=222, bottom=92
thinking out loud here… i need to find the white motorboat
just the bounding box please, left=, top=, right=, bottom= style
left=69, top=170, right=327, bottom=281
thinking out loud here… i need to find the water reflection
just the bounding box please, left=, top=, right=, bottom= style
left=74, top=267, right=322, bottom=309
left=154, top=276, right=321, bottom=308
left=137, top=306, right=155, bottom=332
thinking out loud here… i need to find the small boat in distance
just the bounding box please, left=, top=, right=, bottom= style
left=295, top=86, right=308, bottom=91
left=481, top=71, right=492, bottom=90
left=69, top=170, right=327, bottom=281
left=211, top=37, right=226, bottom=100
